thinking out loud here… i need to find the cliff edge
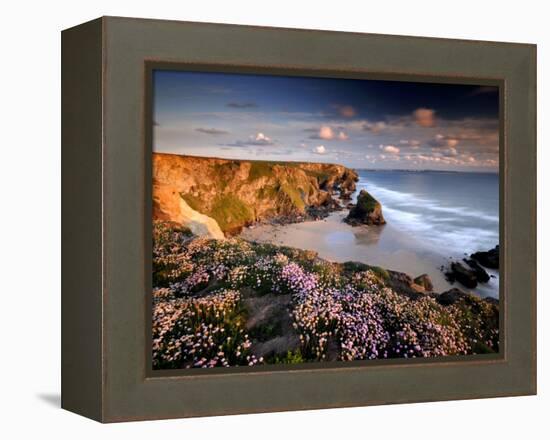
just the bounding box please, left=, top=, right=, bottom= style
left=153, top=153, right=359, bottom=236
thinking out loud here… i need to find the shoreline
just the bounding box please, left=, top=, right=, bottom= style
left=240, top=209, right=499, bottom=299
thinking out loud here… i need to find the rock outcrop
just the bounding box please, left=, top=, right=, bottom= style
left=436, top=288, right=471, bottom=306
left=443, top=245, right=498, bottom=289
left=444, top=258, right=491, bottom=289
left=153, top=153, right=359, bottom=236
left=463, top=258, right=490, bottom=283
left=344, top=190, right=385, bottom=226
left=414, top=274, right=434, bottom=292
left=471, top=245, right=499, bottom=269
left=445, top=262, right=479, bottom=289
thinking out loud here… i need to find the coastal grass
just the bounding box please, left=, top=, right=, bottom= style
left=247, top=160, right=332, bottom=188
left=248, top=161, right=276, bottom=181
left=280, top=183, right=306, bottom=211
left=247, top=161, right=304, bottom=182
left=210, top=194, right=255, bottom=231
left=181, top=192, right=255, bottom=232
left=342, top=261, right=390, bottom=283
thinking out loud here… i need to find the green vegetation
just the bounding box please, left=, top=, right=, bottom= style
left=273, top=350, right=305, bottom=364
left=212, top=162, right=240, bottom=190
left=181, top=192, right=255, bottom=232
left=248, top=161, right=275, bottom=181
left=210, top=194, right=255, bottom=231
left=280, top=183, right=306, bottom=211
left=153, top=221, right=500, bottom=369
left=247, top=160, right=303, bottom=182
left=355, top=190, right=379, bottom=214
left=342, top=261, right=390, bottom=283
left=180, top=193, right=203, bottom=212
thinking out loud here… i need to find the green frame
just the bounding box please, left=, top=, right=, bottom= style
left=62, top=16, right=536, bottom=422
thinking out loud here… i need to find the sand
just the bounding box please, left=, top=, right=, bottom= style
left=240, top=210, right=499, bottom=298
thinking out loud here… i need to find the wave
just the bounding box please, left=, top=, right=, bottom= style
left=355, top=178, right=499, bottom=256
left=357, top=182, right=499, bottom=224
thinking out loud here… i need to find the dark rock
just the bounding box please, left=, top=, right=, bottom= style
left=463, top=258, right=490, bottom=283
left=437, top=288, right=469, bottom=306
left=340, top=189, right=353, bottom=200
left=244, top=293, right=300, bottom=359
left=471, top=245, right=499, bottom=269
left=386, top=270, right=423, bottom=300
left=413, top=274, right=433, bottom=291
left=445, top=262, right=478, bottom=289
left=344, top=190, right=385, bottom=226
left=437, top=288, right=498, bottom=308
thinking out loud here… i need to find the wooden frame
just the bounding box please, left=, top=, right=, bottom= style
left=62, top=16, right=536, bottom=422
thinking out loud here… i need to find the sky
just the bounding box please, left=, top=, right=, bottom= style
left=153, top=70, right=499, bottom=172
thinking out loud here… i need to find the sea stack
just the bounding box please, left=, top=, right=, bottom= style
left=344, top=190, right=386, bottom=226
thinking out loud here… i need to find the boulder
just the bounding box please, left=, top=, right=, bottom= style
left=386, top=270, right=423, bottom=300
left=413, top=274, right=434, bottom=292
left=344, top=190, right=386, bottom=226
left=437, top=288, right=469, bottom=306
left=445, top=262, right=478, bottom=289
left=463, top=258, right=490, bottom=283
left=471, top=245, right=499, bottom=269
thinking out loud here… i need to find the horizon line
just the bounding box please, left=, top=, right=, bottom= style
left=153, top=151, right=499, bottom=174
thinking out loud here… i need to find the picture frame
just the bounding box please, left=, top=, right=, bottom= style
left=61, top=16, right=536, bottom=422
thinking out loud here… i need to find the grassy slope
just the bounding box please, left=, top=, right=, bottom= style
left=152, top=222, right=500, bottom=369
left=179, top=158, right=345, bottom=232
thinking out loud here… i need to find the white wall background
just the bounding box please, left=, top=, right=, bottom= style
left=0, top=0, right=546, bottom=437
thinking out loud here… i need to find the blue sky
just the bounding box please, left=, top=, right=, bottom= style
left=153, top=70, right=499, bottom=171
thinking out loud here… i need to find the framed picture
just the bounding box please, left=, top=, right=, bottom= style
left=62, top=16, right=536, bottom=422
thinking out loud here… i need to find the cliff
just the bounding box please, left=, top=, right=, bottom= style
left=153, top=153, right=359, bottom=236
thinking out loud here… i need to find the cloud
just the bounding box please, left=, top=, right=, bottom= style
left=313, top=145, right=327, bottom=155
left=250, top=132, right=273, bottom=145
left=399, top=139, right=421, bottom=147
left=413, top=108, right=436, bottom=127
left=226, top=102, right=258, bottom=108
left=225, top=132, right=275, bottom=147
left=195, top=127, right=229, bottom=135
left=308, top=126, right=349, bottom=141
left=430, top=134, right=459, bottom=148
left=383, top=145, right=400, bottom=155
left=442, top=147, right=458, bottom=157
left=362, top=121, right=387, bottom=134
left=335, top=105, right=356, bottom=118
left=318, top=126, right=334, bottom=140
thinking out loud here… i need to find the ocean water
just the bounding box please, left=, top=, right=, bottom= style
left=241, top=169, right=500, bottom=299
left=354, top=170, right=499, bottom=258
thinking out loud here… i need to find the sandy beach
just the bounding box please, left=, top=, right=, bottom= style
left=240, top=209, right=499, bottom=298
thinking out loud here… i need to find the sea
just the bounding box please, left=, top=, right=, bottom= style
left=354, top=170, right=499, bottom=257
left=354, top=170, right=499, bottom=298
left=241, top=169, right=500, bottom=299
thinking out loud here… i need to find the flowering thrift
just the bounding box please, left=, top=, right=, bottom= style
left=152, top=221, right=499, bottom=369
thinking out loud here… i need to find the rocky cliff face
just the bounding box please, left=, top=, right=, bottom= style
left=153, top=153, right=359, bottom=236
